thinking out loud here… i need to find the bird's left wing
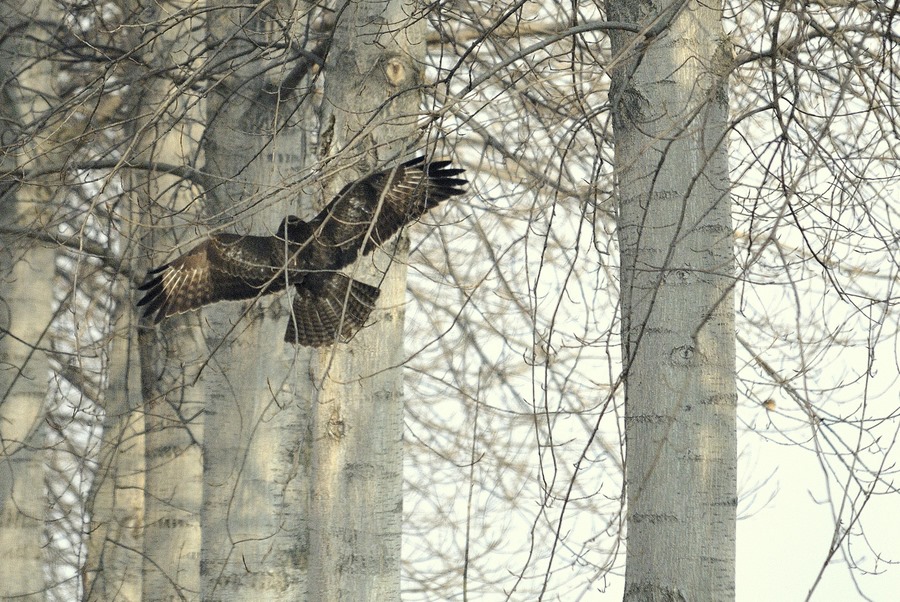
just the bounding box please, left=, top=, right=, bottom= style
left=308, top=156, right=467, bottom=268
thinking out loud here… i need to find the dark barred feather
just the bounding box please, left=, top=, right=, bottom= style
left=137, top=156, right=467, bottom=346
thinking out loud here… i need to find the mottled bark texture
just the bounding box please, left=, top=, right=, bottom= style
left=306, top=0, right=425, bottom=600
left=606, top=0, right=738, bottom=600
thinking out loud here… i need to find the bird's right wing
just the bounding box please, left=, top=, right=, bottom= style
left=137, top=234, right=280, bottom=323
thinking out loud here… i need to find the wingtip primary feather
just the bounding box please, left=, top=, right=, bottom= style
left=404, top=156, right=467, bottom=184
left=408, top=157, right=469, bottom=199
left=402, top=155, right=427, bottom=168
left=135, top=272, right=167, bottom=324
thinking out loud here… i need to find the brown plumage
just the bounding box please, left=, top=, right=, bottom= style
left=137, top=156, right=466, bottom=346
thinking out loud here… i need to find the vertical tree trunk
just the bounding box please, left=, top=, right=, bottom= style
left=0, top=2, right=62, bottom=597
left=606, top=1, right=737, bottom=600
left=307, top=1, right=423, bottom=599
left=132, top=11, right=209, bottom=597
left=140, top=318, right=205, bottom=602
left=199, top=2, right=313, bottom=599
left=83, top=325, right=144, bottom=602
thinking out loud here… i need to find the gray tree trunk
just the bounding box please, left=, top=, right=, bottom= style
left=140, top=319, right=205, bottom=602
left=606, top=1, right=737, bottom=600
left=0, top=2, right=62, bottom=597
left=307, top=1, right=424, bottom=599
left=198, top=2, right=313, bottom=599
left=83, top=325, right=145, bottom=602
left=133, top=19, right=209, bottom=598
left=84, top=31, right=194, bottom=591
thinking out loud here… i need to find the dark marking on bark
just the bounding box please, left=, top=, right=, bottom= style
left=669, top=344, right=696, bottom=365
left=630, top=512, right=677, bottom=524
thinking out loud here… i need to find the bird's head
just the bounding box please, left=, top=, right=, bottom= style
left=276, top=215, right=305, bottom=241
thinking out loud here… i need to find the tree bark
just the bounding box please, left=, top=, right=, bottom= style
left=0, top=2, right=62, bottom=597
left=606, top=0, right=737, bottom=600
left=83, top=325, right=145, bottom=602
left=131, top=17, right=209, bottom=598
left=140, top=318, right=205, bottom=602
left=198, top=2, right=313, bottom=599
left=306, top=1, right=424, bottom=599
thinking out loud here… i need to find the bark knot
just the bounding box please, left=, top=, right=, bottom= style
left=385, top=57, right=406, bottom=87
left=670, top=343, right=697, bottom=365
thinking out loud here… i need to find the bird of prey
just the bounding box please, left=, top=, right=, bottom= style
left=137, top=156, right=466, bottom=346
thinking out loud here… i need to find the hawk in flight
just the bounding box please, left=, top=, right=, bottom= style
left=137, top=156, right=466, bottom=346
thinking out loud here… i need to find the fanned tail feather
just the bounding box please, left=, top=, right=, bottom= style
left=285, top=273, right=381, bottom=346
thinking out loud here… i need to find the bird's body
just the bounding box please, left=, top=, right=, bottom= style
left=137, top=156, right=466, bottom=346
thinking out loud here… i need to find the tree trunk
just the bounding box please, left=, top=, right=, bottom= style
left=307, top=1, right=424, bottom=599
left=83, top=325, right=144, bottom=602
left=606, top=1, right=737, bottom=600
left=0, top=2, right=62, bottom=597
left=198, top=2, right=313, bottom=599
left=132, top=18, right=209, bottom=598
left=140, top=318, right=205, bottom=602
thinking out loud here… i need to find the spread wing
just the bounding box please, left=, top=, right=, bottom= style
left=136, top=156, right=465, bottom=339
left=137, top=234, right=284, bottom=323
left=285, top=272, right=381, bottom=346
left=308, top=156, right=467, bottom=268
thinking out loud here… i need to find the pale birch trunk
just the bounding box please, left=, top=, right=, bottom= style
left=132, top=5, right=209, bottom=596
left=83, top=324, right=145, bottom=602
left=307, top=1, right=424, bottom=599
left=140, top=317, right=205, bottom=602
left=606, top=0, right=737, bottom=600
left=199, top=2, right=313, bottom=599
left=82, top=65, right=165, bottom=591
left=0, top=2, right=62, bottom=596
